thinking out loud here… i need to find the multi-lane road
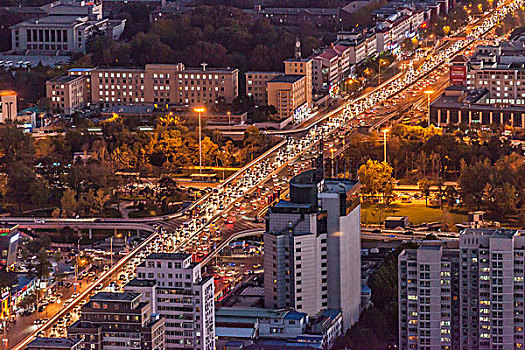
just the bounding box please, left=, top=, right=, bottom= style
left=6, top=0, right=524, bottom=347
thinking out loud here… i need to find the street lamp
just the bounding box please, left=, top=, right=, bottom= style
left=378, top=59, right=388, bottom=85
left=227, top=111, right=231, bottom=132
left=424, top=90, right=435, bottom=126
left=382, top=129, right=389, bottom=163
left=110, top=233, right=123, bottom=266
left=75, top=236, right=83, bottom=292
left=330, top=148, right=336, bottom=177
left=194, top=107, right=206, bottom=175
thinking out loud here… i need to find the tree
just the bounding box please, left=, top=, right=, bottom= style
left=242, top=126, right=265, bottom=162
left=418, top=178, right=432, bottom=207
left=61, top=188, right=78, bottom=217
left=357, top=159, right=394, bottom=202
left=458, top=160, right=492, bottom=210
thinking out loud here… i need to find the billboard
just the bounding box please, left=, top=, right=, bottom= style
left=450, top=65, right=467, bottom=85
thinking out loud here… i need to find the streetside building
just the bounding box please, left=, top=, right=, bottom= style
left=124, top=252, right=215, bottom=350
left=264, top=169, right=361, bottom=331
left=46, top=75, right=86, bottom=114
left=0, top=91, right=17, bottom=123
left=266, top=75, right=307, bottom=121
left=284, top=58, right=313, bottom=108
left=245, top=72, right=282, bottom=106
left=429, top=86, right=525, bottom=128
left=67, top=291, right=165, bottom=350
left=46, top=63, right=239, bottom=112
left=25, top=337, right=83, bottom=350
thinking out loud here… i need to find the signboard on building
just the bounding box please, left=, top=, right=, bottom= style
left=450, top=65, right=467, bottom=85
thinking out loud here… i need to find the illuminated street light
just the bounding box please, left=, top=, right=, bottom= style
left=382, top=128, right=390, bottom=163
left=424, top=90, right=435, bottom=126
left=194, top=107, right=206, bottom=175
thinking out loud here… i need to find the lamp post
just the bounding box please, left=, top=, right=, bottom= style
left=227, top=111, right=231, bottom=132
left=424, top=90, right=435, bottom=126
left=330, top=148, right=336, bottom=177
left=382, top=129, right=390, bottom=163
left=378, top=59, right=387, bottom=85
left=110, top=233, right=122, bottom=266
left=75, top=236, right=82, bottom=292
left=194, top=107, right=206, bottom=175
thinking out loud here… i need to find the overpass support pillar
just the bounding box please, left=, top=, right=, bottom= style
left=88, top=228, right=92, bottom=240
left=136, top=229, right=140, bottom=237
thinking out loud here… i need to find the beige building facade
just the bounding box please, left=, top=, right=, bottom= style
left=267, top=75, right=307, bottom=120
left=245, top=71, right=281, bottom=105
left=0, top=91, right=17, bottom=123
left=284, top=58, right=313, bottom=108
left=46, top=75, right=86, bottom=114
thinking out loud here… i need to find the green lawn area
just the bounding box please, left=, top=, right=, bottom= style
left=361, top=202, right=468, bottom=228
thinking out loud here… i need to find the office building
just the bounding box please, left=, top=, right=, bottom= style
left=25, top=337, right=83, bottom=350
left=0, top=91, right=17, bottom=123
left=398, top=245, right=460, bottom=350
left=10, top=16, right=125, bottom=55
left=264, top=169, right=361, bottom=331
left=267, top=75, right=307, bottom=121
left=47, top=63, right=239, bottom=112
left=46, top=75, right=86, bottom=114
left=245, top=72, right=281, bottom=105
left=124, top=252, right=215, bottom=350
left=67, top=291, right=165, bottom=350
left=398, top=228, right=525, bottom=350
left=284, top=58, right=313, bottom=108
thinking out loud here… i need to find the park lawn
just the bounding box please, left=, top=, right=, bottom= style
left=361, top=202, right=468, bottom=227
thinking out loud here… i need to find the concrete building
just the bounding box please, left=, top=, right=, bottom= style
left=429, top=86, right=525, bottom=128
left=245, top=71, right=281, bottom=105
left=47, top=63, right=239, bottom=112
left=46, top=75, right=86, bottom=114
left=264, top=169, right=361, bottom=331
left=284, top=58, right=313, bottom=108
left=25, top=337, right=83, bottom=350
left=398, top=228, right=525, bottom=350
left=124, top=252, right=215, bottom=350
left=398, top=245, right=460, bottom=350
left=67, top=291, right=165, bottom=350
left=249, top=7, right=341, bottom=30
left=0, top=90, right=17, bottom=123
left=10, top=15, right=125, bottom=55
left=267, top=75, right=307, bottom=121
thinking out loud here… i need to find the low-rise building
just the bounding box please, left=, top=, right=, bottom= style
left=245, top=71, right=282, bottom=105
left=267, top=74, right=307, bottom=121
left=10, top=15, right=125, bottom=55
left=46, top=75, right=86, bottom=114
left=429, top=86, right=525, bottom=128
left=46, top=63, right=239, bottom=113
left=25, top=337, right=83, bottom=350
left=68, top=292, right=165, bottom=350
left=0, top=90, right=17, bottom=123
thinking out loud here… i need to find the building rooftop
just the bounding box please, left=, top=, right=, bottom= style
left=27, top=337, right=82, bottom=349
left=11, top=15, right=95, bottom=27
left=69, top=68, right=94, bottom=72
left=0, top=90, right=17, bottom=96
left=322, top=178, right=359, bottom=194
left=146, top=252, right=191, bottom=261
left=125, top=278, right=156, bottom=287
left=461, top=227, right=518, bottom=238
left=269, top=74, right=304, bottom=84
left=284, top=310, right=307, bottom=320
left=49, top=75, right=83, bottom=83
left=91, top=291, right=140, bottom=302
left=419, top=245, right=442, bottom=250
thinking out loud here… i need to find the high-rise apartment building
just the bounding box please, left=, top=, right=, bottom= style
left=264, top=169, right=361, bottom=331
left=267, top=75, right=307, bottom=121
left=46, top=75, right=86, bottom=114
left=67, top=291, right=165, bottom=350
left=124, top=252, right=215, bottom=350
left=398, top=245, right=460, bottom=350
left=398, top=228, right=525, bottom=350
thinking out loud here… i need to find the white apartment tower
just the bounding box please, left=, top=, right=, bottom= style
left=264, top=170, right=361, bottom=331
left=125, top=253, right=215, bottom=350
left=399, top=228, right=525, bottom=350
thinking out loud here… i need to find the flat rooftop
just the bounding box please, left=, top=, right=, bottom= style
left=125, top=278, right=156, bottom=287
left=12, top=15, right=93, bottom=26
left=27, top=337, right=82, bottom=349
left=91, top=291, right=140, bottom=302
left=322, top=178, right=360, bottom=194
left=269, top=74, right=304, bottom=84
left=49, top=75, right=82, bottom=83
left=146, top=252, right=191, bottom=261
